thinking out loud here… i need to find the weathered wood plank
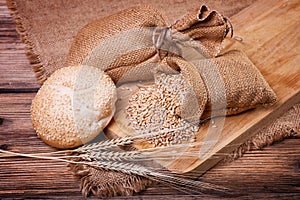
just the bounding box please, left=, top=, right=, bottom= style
left=0, top=93, right=299, bottom=199
left=0, top=1, right=40, bottom=90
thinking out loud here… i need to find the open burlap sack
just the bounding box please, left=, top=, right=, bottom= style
left=197, top=50, right=277, bottom=117
left=163, top=50, right=277, bottom=120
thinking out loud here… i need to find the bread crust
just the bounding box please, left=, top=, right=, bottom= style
left=31, top=65, right=117, bottom=149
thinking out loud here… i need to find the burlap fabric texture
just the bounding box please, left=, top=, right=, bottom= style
left=68, top=160, right=153, bottom=197
left=7, top=0, right=257, bottom=84
left=65, top=5, right=277, bottom=122
left=164, top=50, right=277, bottom=119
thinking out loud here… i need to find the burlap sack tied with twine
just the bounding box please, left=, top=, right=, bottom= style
left=65, top=4, right=276, bottom=122
left=65, top=5, right=231, bottom=80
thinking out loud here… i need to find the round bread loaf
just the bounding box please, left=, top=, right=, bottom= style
left=31, top=65, right=117, bottom=149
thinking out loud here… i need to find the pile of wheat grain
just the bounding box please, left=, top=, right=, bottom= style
left=127, top=73, right=198, bottom=147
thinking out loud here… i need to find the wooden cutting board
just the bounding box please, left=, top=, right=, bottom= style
left=105, top=0, right=300, bottom=174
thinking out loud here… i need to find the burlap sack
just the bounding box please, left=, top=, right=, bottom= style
left=65, top=5, right=231, bottom=83
left=64, top=3, right=277, bottom=121
left=64, top=4, right=234, bottom=121
left=199, top=50, right=277, bottom=117
left=65, top=5, right=165, bottom=83
left=163, top=50, right=277, bottom=120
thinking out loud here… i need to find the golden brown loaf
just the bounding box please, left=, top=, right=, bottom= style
left=31, top=65, right=117, bottom=149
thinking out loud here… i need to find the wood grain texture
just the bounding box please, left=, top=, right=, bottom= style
left=0, top=1, right=40, bottom=90
left=0, top=0, right=299, bottom=199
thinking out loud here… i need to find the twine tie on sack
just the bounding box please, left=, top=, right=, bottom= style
left=152, top=27, right=170, bottom=60
left=152, top=27, right=171, bottom=51
left=152, top=12, right=233, bottom=62
left=223, top=17, right=234, bottom=38
left=152, top=26, right=182, bottom=60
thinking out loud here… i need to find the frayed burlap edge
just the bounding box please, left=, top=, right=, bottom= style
left=6, top=0, right=46, bottom=84
left=223, top=103, right=300, bottom=162
left=68, top=161, right=153, bottom=198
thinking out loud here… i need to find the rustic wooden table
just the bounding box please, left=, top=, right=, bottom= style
left=0, top=0, right=299, bottom=199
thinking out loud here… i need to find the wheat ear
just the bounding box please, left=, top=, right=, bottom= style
left=78, top=150, right=142, bottom=161
left=75, top=136, right=135, bottom=153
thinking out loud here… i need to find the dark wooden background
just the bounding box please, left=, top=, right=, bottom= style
left=0, top=0, right=300, bottom=199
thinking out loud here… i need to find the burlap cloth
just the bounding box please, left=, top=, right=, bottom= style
left=6, top=0, right=299, bottom=197
left=7, top=0, right=257, bottom=84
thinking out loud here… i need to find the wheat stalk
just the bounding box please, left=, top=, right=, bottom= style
left=75, top=136, right=135, bottom=153
left=0, top=133, right=232, bottom=195
left=78, top=150, right=142, bottom=161
left=80, top=159, right=229, bottom=194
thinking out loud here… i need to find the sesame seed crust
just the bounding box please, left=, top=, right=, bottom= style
left=31, top=65, right=117, bottom=149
